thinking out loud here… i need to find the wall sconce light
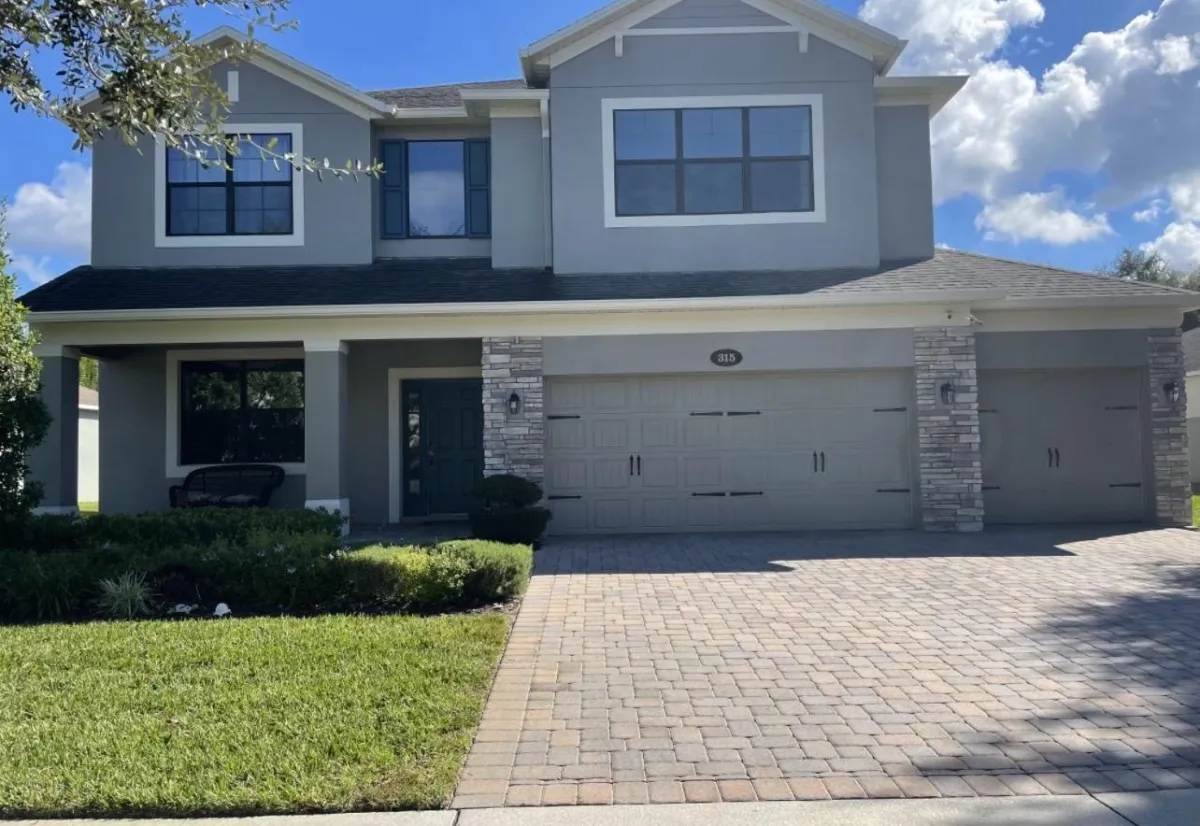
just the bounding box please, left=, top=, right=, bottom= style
left=940, top=382, right=956, bottom=407
left=508, top=392, right=522, bottom=416
left=1163, top=381, right=1181, bottom=405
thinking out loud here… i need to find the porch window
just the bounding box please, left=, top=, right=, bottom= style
left=179, top=360, right=305, bottom=466
left=166, top=134, right=294, bottom=236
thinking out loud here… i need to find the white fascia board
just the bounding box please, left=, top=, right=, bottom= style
left=384, top=107, right=471, bottom=120
left=459, top=89, right=549, bottom=102
left=973, top=293, right=1200, bottom=312
left=875, top=76, right=969, bottom=116
left=26, top=289, right=1009, bottom=325
left=81, top=26, right=394, bottom=120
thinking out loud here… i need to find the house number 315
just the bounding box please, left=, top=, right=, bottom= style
left=711, top=349, right=744, bottom=367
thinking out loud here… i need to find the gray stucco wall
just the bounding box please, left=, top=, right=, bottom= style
left=491, top=118, right=548, bottom=268
left=372, top=124, right=492, bottom=260
left=976, top=330, right=1154, bottom=370
left=345, top=340, right=482, bottom=524
left=549, top=35, right=880, bottom=274
left=91, top=61, right=374, bottom=268
left=633, top=0, right=782, bottom=28
left=875, top=106, right=934, bottom=262
left=544, top=329, right=916, bottom=375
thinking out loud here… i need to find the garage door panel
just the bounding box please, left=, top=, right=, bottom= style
left=546, top=370, right=914, bottom=534
left=547, top=458, right=588, bottom=491
left=547, top=499, right=589, bottom=532
left=548, top=419, right=587, bottom=451
left=547, top=381, right=588, bottom=414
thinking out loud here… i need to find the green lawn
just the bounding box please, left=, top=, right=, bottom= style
left=0, top=613, right=508, bottom=817
left=1193, top=494, right=1199, bottom=526
left=77, top=501, right=98, bottom=515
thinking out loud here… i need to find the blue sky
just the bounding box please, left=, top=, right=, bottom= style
left=4, top=0, right=1199, bottom=293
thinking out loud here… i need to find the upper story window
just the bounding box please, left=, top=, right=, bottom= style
left=167, top=134, right=294, bottom=236
left=602, top=95, right=826, bottom=229
left=380, top=139, right=490, bottom=240
left=154, top=123, right=305, bottom=249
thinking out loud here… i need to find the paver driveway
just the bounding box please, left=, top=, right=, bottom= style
left=453, top=528, right=1200, bottom=808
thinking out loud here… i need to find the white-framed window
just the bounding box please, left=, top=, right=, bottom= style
left=165, top=348, right=306, bottom=477
left=601, top=95, right=826, bottom=228
left=154, top=123, right=306, bottom=248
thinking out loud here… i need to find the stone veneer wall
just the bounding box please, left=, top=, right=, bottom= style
left=482, top=337, right=545, bottom=484
left=1148, top=330, right=1191, bottom=526
left=914, top=327, right=984, bottom=532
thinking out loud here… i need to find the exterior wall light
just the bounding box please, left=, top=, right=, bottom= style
left=1163, top=381, right=1181, bottom=405
left=509, top=392, right=522, bottom=416
left=940, top=382, right=956, bottom=407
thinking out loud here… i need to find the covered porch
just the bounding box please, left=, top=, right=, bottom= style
left=28, top=338, right=545, bottom=527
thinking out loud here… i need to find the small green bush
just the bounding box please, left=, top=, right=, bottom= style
left=470, top=475, right=552, bottom=545
left=342, top=548, right=469, bottom=611
left=475, top=474, right=544, bottom=509
left=0, top=552, right=116, bottom=621
left=437, top=540, right=533, bottom=603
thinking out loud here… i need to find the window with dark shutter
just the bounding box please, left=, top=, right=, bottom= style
left=379, top=139, right=490, bottom=240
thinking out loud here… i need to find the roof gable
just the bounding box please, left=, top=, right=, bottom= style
left=520, top=0, right=906, bottom=83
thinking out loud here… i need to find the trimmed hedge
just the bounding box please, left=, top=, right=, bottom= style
left=1, top=509, right=345, bottom=554
left=469, top=474, right=552, bottom=546
left=0, top=508, right=531, bottom=622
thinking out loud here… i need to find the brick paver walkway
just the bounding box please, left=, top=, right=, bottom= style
left=453, top=528, right=1200, bottom=808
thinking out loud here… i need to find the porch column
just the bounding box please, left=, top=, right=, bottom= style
left=28, top=346, right=80, bottom=515
left=482, top=336, right=545, bottom=484
left=1148, top=329, right=1191, bottom=526
left=914, top=327, right=984, bottom=532
left=303, top=341, right=349, bottom=529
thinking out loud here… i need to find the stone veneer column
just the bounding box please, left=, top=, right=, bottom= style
left=1148, top=330, right=1190, bottom=527
left=914, top=327, right=984, bottom=532
left=28, top=347, right=81, bottom=514
left=482, top=337, right=545, bottom=484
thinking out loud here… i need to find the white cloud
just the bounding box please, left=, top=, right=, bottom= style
left=7, top=162, right=91, bottom=258
left=861, top=0, right=1200, bottom=248
left=976, top=191, right=1113, bottom=245
left=1133, top=198, right=1168, bottom=223
left=9, top=253, right=56, bottom=286
left=1143, top=221, right=1200, bottom=268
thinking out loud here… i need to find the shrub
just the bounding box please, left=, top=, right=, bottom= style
left=95, top=572, right=157, bottom=619
left=0, top=552, right=117, bottom=621
left=4, top=508, right=345, bottom=554
left=469, top=475, right=552, bottom=546
left=436, top=540, right=533, bottom=604
left=342, top=548, right=470, bottom=611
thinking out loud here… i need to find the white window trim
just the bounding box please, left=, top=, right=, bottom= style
left=154, top=123, right=306, bottom=248
left=387, top=366, right=483, bottom=524
left=601, top=94, right=827, bottom=228
left=166, top=347, right=306, bottom=478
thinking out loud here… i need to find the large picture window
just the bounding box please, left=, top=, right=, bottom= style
left=613, top=106, right=814, bottom=218
left=167, top=134, right=294, bottom=236
left=179, top=360, right=305, bottom=466
left=379, top=139, right=490, bottom=239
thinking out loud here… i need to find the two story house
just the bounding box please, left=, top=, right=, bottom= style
left=21, top=0, right=1197, bottom=534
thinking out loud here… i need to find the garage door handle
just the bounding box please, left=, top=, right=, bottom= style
left=813, top=452, right=818, bottom=472
left=629, top=455, right=634, bottom=476
left=820, top=452, right=826, bottom=473
left=1048, top=448, right=1053, bottom=468
left=1055, top=448, right=1061, bottom=468
left=637, top=455, right=642, bottom=476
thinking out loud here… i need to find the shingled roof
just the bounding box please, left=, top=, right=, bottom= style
left=368, top=79, right=529, bottom=109
left=20, top=251, right=1197, bottom=316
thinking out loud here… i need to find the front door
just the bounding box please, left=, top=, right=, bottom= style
left=402, top=379, right=484, bottom=517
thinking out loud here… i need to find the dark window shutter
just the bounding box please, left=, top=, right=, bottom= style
left=465, top=139, right=491, bottom=238
left=380, top=140, right=407, bottom=239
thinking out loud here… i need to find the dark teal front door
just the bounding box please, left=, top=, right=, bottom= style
left=402, top=379, right=484, bottom=517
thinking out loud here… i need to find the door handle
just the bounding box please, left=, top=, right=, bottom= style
left=629, top=455, right=634, bottom=476
left=813, top=452, right=818, bottom=473
left=637, top=455, right=642, bottom=476
left=1055, top=448, right=1061, bottom=468
left=1048, top=448, right=1053, bottom=468
left=820, top=452, right=826, bottom=473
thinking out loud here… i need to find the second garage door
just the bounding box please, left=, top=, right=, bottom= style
left=544, top=371, right=915, bottom=534
left=979, top=369, right=1147, bottom=524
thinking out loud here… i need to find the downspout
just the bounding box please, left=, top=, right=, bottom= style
left=540, top=97, right=553, bottom=269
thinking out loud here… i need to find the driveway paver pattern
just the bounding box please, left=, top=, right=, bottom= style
left=453, top=528, right=1200, bottom=808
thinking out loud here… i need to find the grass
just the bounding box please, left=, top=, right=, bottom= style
left=1193, top=493, right=1199, bottom=526
left=77, top=501, right=98, bottom=515
left=0, top=613, right=508, bottom=817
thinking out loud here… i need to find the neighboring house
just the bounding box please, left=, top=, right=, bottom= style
left=1185, top=328, right=1200, bottom=486
left=78, top=387, right=99, bottom=505
left=20, top=0, right=1199, bottom=533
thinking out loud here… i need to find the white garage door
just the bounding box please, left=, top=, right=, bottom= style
left=544, top=371, right=915, bottom=534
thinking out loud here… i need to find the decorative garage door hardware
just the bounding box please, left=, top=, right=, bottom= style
left=812, top=451, right=826, bottom=472
left=1047, top=448, right=1061, bottom=468
left=547, top=495, right=583, bottom=500
left=627, top=455, right=642, bottom=476
left=687, top=491, right=766, bottom=497
left=729, top=491, right=765, bottom=497
left=690, top=411, right=724, bottom=417
left=687, top=411, right=763, bottom=417
left=877, top=488, right=912, bottom=494
left=1109, top=483, right=1143, bottom=489
left=1105, top=405, right=1138, bottom=411
left=547, top=414, right=581, bottom=420
left=873, top=407, right=909, bottom=413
